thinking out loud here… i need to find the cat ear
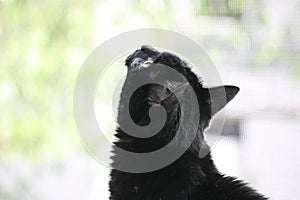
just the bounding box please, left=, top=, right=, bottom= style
left=204, top=85, right=239, bottom=115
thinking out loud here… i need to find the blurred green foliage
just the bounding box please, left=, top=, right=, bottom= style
left=0, top=0, right=96, bottom=160
left=196, top=0, right=243, bottom=18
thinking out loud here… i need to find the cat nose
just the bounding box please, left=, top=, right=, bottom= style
left=129, top=58, right=145, bottom=70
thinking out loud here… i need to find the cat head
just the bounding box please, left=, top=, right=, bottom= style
left=118, top=45, right=239, bottom=142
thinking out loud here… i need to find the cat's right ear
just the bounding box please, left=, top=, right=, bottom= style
left=204, top=85, right=239, bottom=115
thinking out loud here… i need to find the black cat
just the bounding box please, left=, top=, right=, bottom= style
left=109, top=45, right=268, bottom=200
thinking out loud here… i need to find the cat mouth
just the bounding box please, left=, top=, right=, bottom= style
left=145, top=83, right=189, bottom=106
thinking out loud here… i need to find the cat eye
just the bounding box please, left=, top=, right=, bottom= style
left=141, top=60, right=153, bottom=68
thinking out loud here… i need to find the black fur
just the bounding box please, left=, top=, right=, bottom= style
left=109, top=46, right=268, bottom=200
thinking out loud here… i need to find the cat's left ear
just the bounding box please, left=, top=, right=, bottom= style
left=204, top=85, right=239, bottom=115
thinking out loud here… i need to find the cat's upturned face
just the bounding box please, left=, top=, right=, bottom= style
left=123, top=47, right=193, bottom=129
left=118, top=45, right=239, bottom=140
